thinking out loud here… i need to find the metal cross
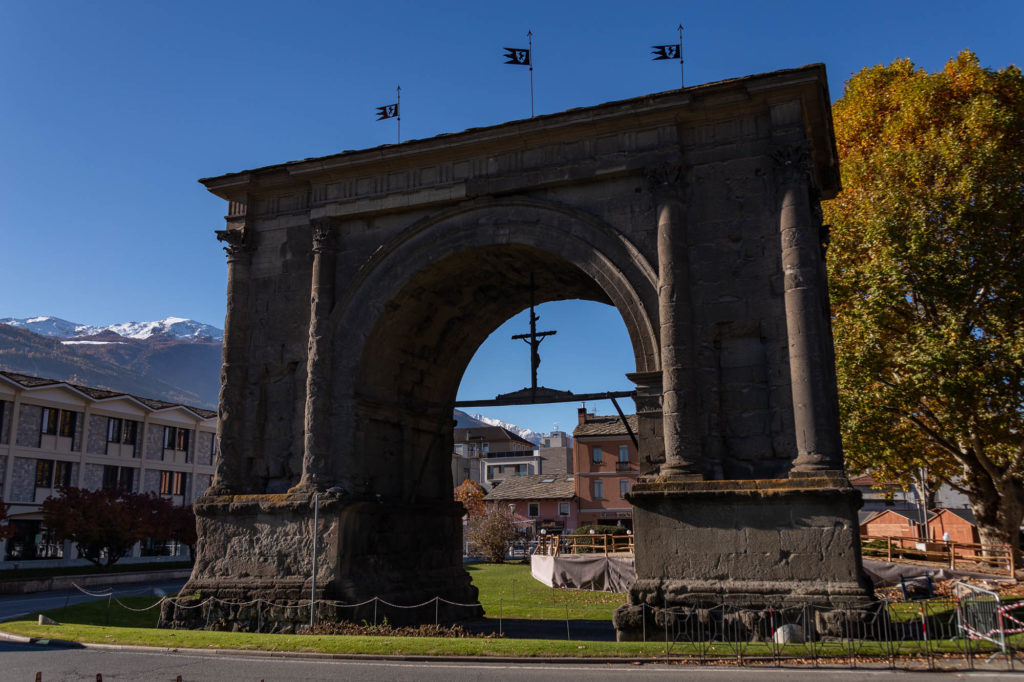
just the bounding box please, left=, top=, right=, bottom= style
left=511, top=273, right=556, bottom=392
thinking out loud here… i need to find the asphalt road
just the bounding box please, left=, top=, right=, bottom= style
left=0, top=580, right=186, bottom=623
left=2, top=644, right=1022, bottom=682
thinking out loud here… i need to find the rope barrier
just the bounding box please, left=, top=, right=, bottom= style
left=71, top=583, right=114, bottom=598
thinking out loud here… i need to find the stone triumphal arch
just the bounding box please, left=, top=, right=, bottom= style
left=162, top=65, right=873, bottom=635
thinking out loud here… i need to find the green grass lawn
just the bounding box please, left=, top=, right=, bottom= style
left=466, top=562, right=625, bottom=620
left=0, top=561, right=1009, bottom=659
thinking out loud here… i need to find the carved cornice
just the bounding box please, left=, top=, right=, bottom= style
left=311, top=218, right=337, bottom=255
left=644, top=162, right=685, bottom=202
left=770, top=143, right=813, bottom=185
left=216, top=228, right=250, bottom=259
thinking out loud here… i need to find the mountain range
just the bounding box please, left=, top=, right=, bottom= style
left=0, top=316, right=223, bottom=409
left=1, top=317, right=545, bottom=441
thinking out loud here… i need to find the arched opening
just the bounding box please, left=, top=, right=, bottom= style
left=347, top=243, right=647, bottom=504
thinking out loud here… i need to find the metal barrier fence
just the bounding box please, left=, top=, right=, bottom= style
left=62, top=583, right=1024, bottom=670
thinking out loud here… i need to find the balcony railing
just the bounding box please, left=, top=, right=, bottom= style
left=615, top=461, right=632, bottom=471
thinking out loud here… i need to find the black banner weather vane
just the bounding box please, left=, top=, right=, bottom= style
left=651, top=24, right=685, bottom=88
left=503, top=30, right=534, bottom=117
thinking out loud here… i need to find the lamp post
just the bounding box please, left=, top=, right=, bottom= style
left=310, top=491, right=320, bottom=628
left=310, top=485, right=344, bottom=628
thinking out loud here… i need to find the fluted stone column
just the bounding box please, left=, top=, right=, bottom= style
left=208, top=227, right=251, bottom=495
left=772, top=144, right=844, bottom=474
left=296, top=218, right=338, bottom=491
left=649, top=164, right=703, bottom=479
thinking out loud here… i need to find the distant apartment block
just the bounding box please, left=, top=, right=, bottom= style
left=0, top=371, right=216, bottom=568
left=451, top=424, right=538, bottom=491
left=536, top=430, right=573, bottom=475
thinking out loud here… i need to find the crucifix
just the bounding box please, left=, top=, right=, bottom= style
left=511, top=273, right=556, bottom=392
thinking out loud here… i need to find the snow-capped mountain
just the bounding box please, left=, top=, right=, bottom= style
left=0, top=316, right=223, bottom=342
left=467, top=413, right=543, bottom=445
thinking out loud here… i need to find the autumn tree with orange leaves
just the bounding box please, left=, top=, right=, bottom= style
left=825, top=51, right=1024, bottom=553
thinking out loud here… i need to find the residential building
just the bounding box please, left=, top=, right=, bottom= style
left=537, top=430, right=573, bottom=475
left=573, top=407, right=638, bottom=529
left=452, top=424, right=538, bottom=491
left=0, top=371, right=216, bottom=568
left=482, top=474, right=578, bottom=535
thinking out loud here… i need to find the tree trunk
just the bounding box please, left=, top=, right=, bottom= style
left=964, top=467, right=1024, bottom=567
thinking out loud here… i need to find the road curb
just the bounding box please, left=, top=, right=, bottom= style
left=0, top=627, right=663, bottom=664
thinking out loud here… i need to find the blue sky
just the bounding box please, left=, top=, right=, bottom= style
left=1, top=1, right=1020, bottom=435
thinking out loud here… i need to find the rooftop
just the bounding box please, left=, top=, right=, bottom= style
left=0, top=370, right=217, bottom=420
left=483, top=474, right=576, bottom=501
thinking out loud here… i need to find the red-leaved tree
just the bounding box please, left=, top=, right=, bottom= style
left=42, top=487, right=166, bottom=568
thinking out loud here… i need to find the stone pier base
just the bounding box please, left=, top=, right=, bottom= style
left=159, top=492, right=482, bottom=632
left=613, top=476, right=875, bottom=640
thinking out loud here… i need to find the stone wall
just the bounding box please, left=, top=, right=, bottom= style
left=143, top=469, right=161, bottom=494
left=196, top=431, right=214, bottom=467
left=86, top=415, right=107, bottom=455
left=80, top=462, right=104, bottom=490
left=144, top=424, right=163, bottom=461
left=16, top=405, right=41, bottom=448
left=10, top=457, right=36, bottom=503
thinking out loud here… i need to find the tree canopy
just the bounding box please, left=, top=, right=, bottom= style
left=453, top=479, right=486, bottom=517
left=42, top=487, right=195, bottom=568
left=824, top=51, right=1024, bottom=550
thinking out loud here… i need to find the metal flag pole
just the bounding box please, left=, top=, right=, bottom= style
left=396, top=85, right=401, bottom=144
left=528, top=30, right=534, bottom=117
left=677, top=24, right=684, bottom=88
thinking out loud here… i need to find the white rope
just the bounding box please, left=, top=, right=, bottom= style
left=113, top=596, right=168, bottom=612
left=72, top=583, right=114, bottom=598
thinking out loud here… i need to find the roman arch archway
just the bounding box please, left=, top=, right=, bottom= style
left=162, top=64, right=874, bottom=634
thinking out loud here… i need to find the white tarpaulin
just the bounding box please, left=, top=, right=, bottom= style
left=531, top=554, right=636, bottom=593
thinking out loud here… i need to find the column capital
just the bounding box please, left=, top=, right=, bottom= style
left=770, top=143, right=813, bottom=185
left=645, top=162, right=685, bottom=202
left=311, top=218, right=337, bottom=255
left=216, top=228, right=251, bottom=260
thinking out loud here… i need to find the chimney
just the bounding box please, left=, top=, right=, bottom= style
left=578, top=407, right=587, bottom=425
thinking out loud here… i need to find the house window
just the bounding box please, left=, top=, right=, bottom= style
left=618, top=445, right=629, bottom=462
left=208, top=432, right=216, bottom=456
left=125, top=420, right=139, bottom=445
left=107, top=418, right=123, bottom=443
left=619, top=479, right=630, bottom=498
left=516, top=463, right=529, bottom=476
left=41, top=408, right=59, bottom=435
left=55, top=461, right=72, bottom=488
left=102, top=466, right=134, bottom=492
left=482, top=443, right=489, bottom=453
left=593, top=479, right=604, bottom=499
left=159, top=471, right=186, bottom=496
left=592, top=447, right=602, bottom=463
left=558, top=502, right=570, bottom=516
left=35, top=459, right=53, bottom=487
left=34, top=460, right=71, bottom=488
left=163, top=427, right=190, bottom=452
left=58, top=410, right=76, bottom=438
left=528, top=503, right=539, bottom=517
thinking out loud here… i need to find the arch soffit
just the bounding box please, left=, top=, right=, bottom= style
left=330, top=196, right=660, bottom=375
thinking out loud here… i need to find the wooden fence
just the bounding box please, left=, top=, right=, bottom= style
left=861, top=535, right=1019, bottom=578
left=533, top=533, right=634, bottom=557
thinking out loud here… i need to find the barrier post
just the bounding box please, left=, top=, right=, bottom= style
left=565, top=603, right=570, bottom=640
left=435, top=597, right=439, bottom=626
left=887, top=536, right=892, bottom=561
left=498, top=598, right=503, bottom=635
